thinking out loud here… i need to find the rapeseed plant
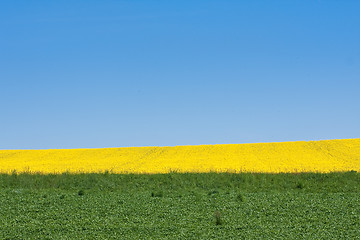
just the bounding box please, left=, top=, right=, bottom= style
left=0, top=139, right=359, bottom=174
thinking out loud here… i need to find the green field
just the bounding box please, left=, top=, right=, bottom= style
left=0, top=172, right=359, bottom=239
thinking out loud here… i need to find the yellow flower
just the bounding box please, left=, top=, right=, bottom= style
left=0, top=139, right=359, bottom=174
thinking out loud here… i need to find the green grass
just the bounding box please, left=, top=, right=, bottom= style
left=0, top=172, right=359, bottom=239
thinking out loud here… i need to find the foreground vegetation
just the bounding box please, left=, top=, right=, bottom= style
left=0, top=172, right=359, bottom=239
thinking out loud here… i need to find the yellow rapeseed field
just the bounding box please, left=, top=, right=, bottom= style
left=0, top=139, right=359, bottom=174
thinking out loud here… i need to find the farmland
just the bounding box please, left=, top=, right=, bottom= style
left=1, top=139, right=359, bottom=238
left=1, top=138, right=359, bottom=174
left=0, top=172, right=359, bottom=239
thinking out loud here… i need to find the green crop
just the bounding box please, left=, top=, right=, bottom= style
left=0, top=172, right=359, bottom=239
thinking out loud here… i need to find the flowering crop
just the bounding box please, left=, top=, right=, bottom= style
left=0, top=139, right=359, bottom=174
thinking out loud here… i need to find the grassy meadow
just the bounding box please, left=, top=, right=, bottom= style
left=0, top=172, right=359, bottom=239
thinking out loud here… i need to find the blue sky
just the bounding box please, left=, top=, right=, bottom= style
left=1, top=1, right=359, bottom=149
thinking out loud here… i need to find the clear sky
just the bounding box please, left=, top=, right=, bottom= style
left=1, top=1, right=359, bottom=149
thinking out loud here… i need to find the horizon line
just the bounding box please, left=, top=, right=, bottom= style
left=1, top=138, right=358, bottom=151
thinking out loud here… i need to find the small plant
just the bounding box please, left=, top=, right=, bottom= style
left=214, top=211, right=222, bottom=225
left=208, top=190, right=219, bottom=196
left=78, top=190, right=85, bottom=196
left=296, top=182, right=303, bottom=189
left=237, top=193, right=245, bottom=202
left=151, top=191, right=163, bottom=197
